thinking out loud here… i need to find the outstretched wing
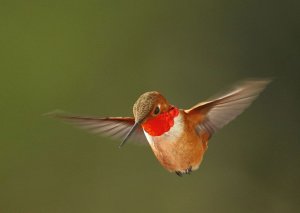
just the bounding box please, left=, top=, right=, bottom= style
left=48, top=112, right=147, bottom=144
left=185, top=79, right=271, bottom=136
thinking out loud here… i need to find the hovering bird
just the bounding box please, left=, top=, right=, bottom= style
left=50, top=79, right=270, bottom=176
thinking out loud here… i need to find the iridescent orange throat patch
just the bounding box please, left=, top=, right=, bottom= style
left=142, top=107, right=179, bottom=136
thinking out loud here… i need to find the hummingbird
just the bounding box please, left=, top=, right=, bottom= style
left=50, top=79, right=270, bottom=176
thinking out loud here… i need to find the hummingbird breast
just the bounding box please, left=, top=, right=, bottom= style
left=144, top=111, right=208, bottom=172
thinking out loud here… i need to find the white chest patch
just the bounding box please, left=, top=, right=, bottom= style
left=143, top=112, right=184, bottom=144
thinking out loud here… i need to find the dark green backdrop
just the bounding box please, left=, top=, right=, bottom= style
left=1, top=0, right=299, bottom=212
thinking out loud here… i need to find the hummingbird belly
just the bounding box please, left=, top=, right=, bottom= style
left=144, top=112, right=208, bottom=172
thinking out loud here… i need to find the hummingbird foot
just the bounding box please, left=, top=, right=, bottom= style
left=175, top=166, right=192, bottom=177
left=185, top=166, right=192, bottom=174
left=175, top=171, right=183, bottom=177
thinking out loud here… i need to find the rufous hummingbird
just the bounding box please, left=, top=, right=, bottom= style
left=50, top=79, right=270, bottom=176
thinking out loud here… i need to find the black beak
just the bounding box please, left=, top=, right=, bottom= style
left=119, top=120, right=142, bottom=148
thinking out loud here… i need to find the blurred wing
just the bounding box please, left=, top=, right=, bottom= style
left=186, top=79, right=271, bottom=136
left=48, top=112, right=147, bottom=144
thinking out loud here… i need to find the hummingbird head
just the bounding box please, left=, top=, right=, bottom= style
left=119, top=91, right=176, bottom=148
left=133, top=91, right=170, bottom=123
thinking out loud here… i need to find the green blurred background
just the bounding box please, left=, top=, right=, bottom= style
left=0, top=0, right=299, bottom=212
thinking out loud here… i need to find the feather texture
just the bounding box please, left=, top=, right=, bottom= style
left=47, top=112, right=147, bottom=144
left=186, top=79, right=271, bottom=136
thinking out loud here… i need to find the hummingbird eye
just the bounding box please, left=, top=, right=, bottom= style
left=153, top=106, right=160, bottom=115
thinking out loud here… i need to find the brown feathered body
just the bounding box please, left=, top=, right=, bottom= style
left=145, top=110, right=210, bottom=172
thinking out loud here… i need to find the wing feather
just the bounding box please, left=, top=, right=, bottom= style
left=186, top=79, right=271, bottom=136
left=48, top=112, right=147, bottom=144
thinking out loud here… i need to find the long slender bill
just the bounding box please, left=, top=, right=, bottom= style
left=119, top=120, right=142, bottom=148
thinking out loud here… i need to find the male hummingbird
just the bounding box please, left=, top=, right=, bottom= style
left=50, top=79, right=270, bottom=176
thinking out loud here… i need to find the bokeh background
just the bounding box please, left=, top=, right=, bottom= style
left=1, top=0, right=299, bottom=212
